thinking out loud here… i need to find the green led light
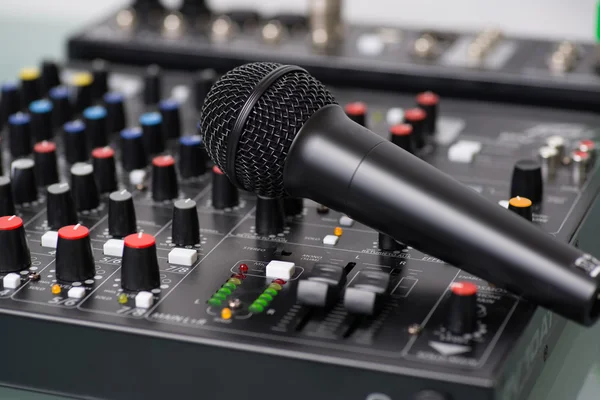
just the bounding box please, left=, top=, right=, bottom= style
left=264, top=288, right=278, bottom=297
left=217, top=287, right=232, bottom=296
left=223, top=282, right=237, bottom=291
left=249, top=303, right=264, bottom=313
left=268, top=283, right=282, bottom=291
left=228, top=277, right=242, bottom=286
left=212, top=292, right=227, bottom=301
left=259, top=293, right=273, bottom=302
left=208, top=298, right=222, bottom=307
left=254, top=298, right=269, bottom=307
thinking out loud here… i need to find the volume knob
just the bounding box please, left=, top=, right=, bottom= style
left=143, top=64, right=162, bottom=105
left=1, top=82, right=21, bottom=129
left=140, top=112, right=165, bottom=155
left=8, top=113, right=33, bottom=158
left=172, top=198, right=200, bottom=246
left=508, top=196, right=533, bottom=222
left=49, top=86, right=72, bottom=127
left=511, top=159, right=543, bottom=205
left=447, top=281, right=478, bottom=335
left=29, top=99, right=54, bottom=142
left=40, top=60, right=61, bottom=95
left=159, top=99, right=181, bottom=139
left=11, top=159, right=37, bottom=204
left=178, top=135, right=206, bottom=178
left=63, top=120, right=88, bottom=164
left=121, top=233, right=160, bottom=291
left=83, top=106, right=109, bottom=150
left=120, top=127, right=148, bottom=171
left=70, top=163, right=100, bottom=211
left=33, top=141, right=60, bottom=187
left=212, top=166, right=238, bottom=209
left=151, top=155, right=179, bottom=201
left=108, top=190, right=137, bottom=238
left=46, top=183, right=78, bottom=230
left=0, top=215, right=30, bottom=272
left=0, top=178, right=16, bottom=217
left=56, top=224, right=95, bottom=282
left=19, top=67, right=41, bottom=108
left=104, top=92, right=126, bottom=135
left=92, top=147, right=118, bottom=194
left=194, top=69, right=218, bottom=111
left=255, top=196, right=284, bottom=235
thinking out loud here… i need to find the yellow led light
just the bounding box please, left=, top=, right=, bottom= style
left=334, top=226, right=343, bottom=237
left=73, top=72, right=93, bottom=87
left=268, top=283, right=282, bottom=291
left=19, top=67, right=40, bottom=81
left=221, top=307, right=232, bottom=320
left=118, top=293, right=128, bottom=304
left=51, top=284, right=61, bottom=294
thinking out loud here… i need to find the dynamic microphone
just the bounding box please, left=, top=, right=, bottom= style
left=199, top=62, right=600, bottom=326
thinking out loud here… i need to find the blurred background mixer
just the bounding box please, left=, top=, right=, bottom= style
left=1, top=1, right=600, bottom=400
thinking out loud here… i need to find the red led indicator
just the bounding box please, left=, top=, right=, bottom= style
left=92, top=146, right=115, bottom=159
left=124, top=232, right=155, bottom=249
left=273, top=279, right=286, bottom=285
left=34, top=141, right=56, bottom=153
left=0, top=215, right=23, bottom=231
left=344, top=102, right=367, bottom=116
left=404, top=108, right=427, bottom=121
left=416, top=91, right=439, bottom=106
left=232, top=273, right=246, bottom=280
left=239, top=263, right=249, bottom=273
left=58, top=224, right=89, bottom=240
left=451, top=282, right=478, bottom=297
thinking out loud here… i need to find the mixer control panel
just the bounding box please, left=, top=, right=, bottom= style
left=0, top=60, right=599, bottom=400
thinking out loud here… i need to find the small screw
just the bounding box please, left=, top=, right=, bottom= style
left=228, top=298, right=242, bottom=309
left=28, top=272, right=40, bottom=281
left=408, top=324, right=422, bottom=335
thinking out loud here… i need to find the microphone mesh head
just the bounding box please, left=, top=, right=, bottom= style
left=200, top=62, right=336, bottom=198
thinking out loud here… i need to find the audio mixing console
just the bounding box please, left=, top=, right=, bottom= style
left=0, top=60, right=599, bottom=400
left=68, top=2, right=600, bottom=111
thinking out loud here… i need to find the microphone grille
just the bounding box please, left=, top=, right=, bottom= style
left=200, top=62, right=336, bottom=197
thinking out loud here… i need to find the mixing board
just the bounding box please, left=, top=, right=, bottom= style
left=68, top=1, right=600, bottom=111
left=0, top=60, right=599, bottom=400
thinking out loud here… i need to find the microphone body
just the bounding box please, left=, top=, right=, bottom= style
left=284, top=104, right=600, bottom=325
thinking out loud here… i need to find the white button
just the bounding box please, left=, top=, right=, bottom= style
left=323, top=235, right=339, bottom=246
left=68, top=286, right=86, bottom=299
left=357, top=34, right=385, bottom=55
left=386, top=108, right=404, bottom=126
left=41, top=231, right=59, bottom=248
left=498, top=200, right=509, bottom=209
left=168, top=248, right=198, bottom=266
left=171, top=86, right=189, bottom=103
left=129, top=169, right=146, bottom=185
left=135, top=291, right=154, bottom=308
left=265, top=260, right=296, bottom=280
left=3, top=273, right=21, bottom=289
left=103, top=239, right=125, bottom=257
left=448, top=140, right=482, bottom=163
left=339, top=215, right=354, bottom=227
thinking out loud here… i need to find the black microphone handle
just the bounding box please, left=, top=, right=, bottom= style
left=283, top=104, right=600, bottom=325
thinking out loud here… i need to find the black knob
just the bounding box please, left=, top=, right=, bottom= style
left=92, top=147, right=118, bottom=193
left=40, top=60, right=61, bottom=95
left=91, top=59, right=109, bottom=100
left=83, top=106, right=108, bottom=150
left=416, top=91, right=440, bottom=136
left=390, top=123, right=414, bottom=153
left=172, top=198, right=200, bottom=246
left=255, top=196, right=284, bottom=235
left=404, top=108, right=427, bottom=150
left=29, top=99, right=54, bottom=142
left=378, top=232, right=402, bottom=251
left=194, top=69, right=218, bottom=111
left=508, top=196, right=533, bottom=222
left=49, top=86, right=72, bottom=127
left=121, top=232, right=160, bottom=291
left=143, top=64, right=162, bottom=105
left=0, top=177, right=15, bottom=217
left=212, top=166, right=238, bottom=209
left=0, top=82, right=21, bottom=130
left=159, top=99, right=181, bottom=139
left=178, top=135, right=206, bottom=178
left=120, top=127, right=148, bottom=171
left=344, top=102, right=367, bottom=127
left=63, top=120, right=88, bottom=164
left=511, top=159, right=543, bottom=205
left=46, top=183, right=78, bottom=230
left=103, top=92, right=126, bottom=135
left=33, top=141, right=59, bottom=187
left=447, top=281, right=478, bottom=335
left=0, top=215, right=30, bottom=272
left=72, top=72, right=94, bottom=113
left=151, top=155, right=179, bottom=201
left=56, top=224, right=95, bottom=282
left=109, top=190, right=137, bottom=238
left=283, top=197, right=303, bottom=216
left=8, top=112, right=33, bottom=158
left=19, top=67, right=41, bottom=108
left=70, top=163, right=100, bottom=211
left=11, top=158, right=37, bottom=204
left=140, top=111, right=165, bottom=155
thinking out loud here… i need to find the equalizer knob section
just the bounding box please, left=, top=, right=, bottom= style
left=56, top=224, right=95, bottom=282
left=172, top=199, right=200, bottom=246
left=447, top=281, right=478, bottom=335
left=108, top=190, right=137, bottom=238
left=121, top=233, right=160, bottom=292
left=0, top=216, right=31, bottom=272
